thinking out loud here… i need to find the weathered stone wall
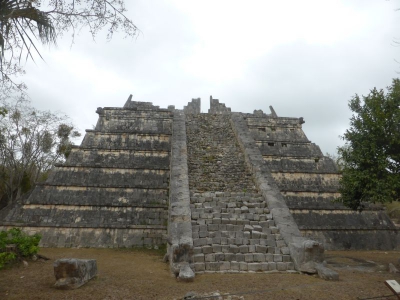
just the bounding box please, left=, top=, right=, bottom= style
left=186, top=113, right=294, bottom=273
left=208, top=96, right=231, bottom=115
left=0, top=98, right=172, bottom=247
left=0, top=96, right=397, bottom=254
left=244, top=111, right=398, bottom=250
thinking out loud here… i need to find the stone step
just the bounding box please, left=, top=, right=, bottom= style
left=194, top=261, right=294, bottom=272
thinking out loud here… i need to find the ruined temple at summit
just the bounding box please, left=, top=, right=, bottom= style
left=0, top=96, right=398, bottom=278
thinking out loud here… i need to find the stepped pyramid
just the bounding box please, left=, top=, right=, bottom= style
left=0, top=97, right=172, bottom=247
left=0, top=95, right=398, bottom=278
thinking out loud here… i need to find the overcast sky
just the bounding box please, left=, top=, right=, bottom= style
left=21, top=0, right=400, bottom=155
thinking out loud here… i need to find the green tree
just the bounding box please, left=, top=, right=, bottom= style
left=338, top=79, right=400, bottom=209
left=0, top=98, right=80, bottom=206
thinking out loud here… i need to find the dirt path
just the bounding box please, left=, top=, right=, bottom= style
left=1, top=248, right=400, bottom=300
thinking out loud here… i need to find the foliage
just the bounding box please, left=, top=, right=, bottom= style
left=0, top=0, right=138, bottom=97
left=0, top=227, right=41, bottom=269
left=337, top=79, right=400, bottom=210
left=0, top=98, right=80, bottom=205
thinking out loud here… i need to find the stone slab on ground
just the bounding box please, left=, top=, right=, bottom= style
left=54, top=258, right=98, bottom=289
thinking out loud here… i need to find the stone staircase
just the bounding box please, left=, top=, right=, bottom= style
left=185, top=114, right=294, bottom=272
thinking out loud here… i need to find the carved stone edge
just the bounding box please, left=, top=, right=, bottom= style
left=167, top=110, right=195, bottom=281
left=230, top=112, right=338, bottom=279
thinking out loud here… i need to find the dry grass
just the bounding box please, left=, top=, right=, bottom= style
left=1, top=248, right=400, bottom=300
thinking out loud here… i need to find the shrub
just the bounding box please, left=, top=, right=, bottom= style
left=0, top=228, right=41, bottom=269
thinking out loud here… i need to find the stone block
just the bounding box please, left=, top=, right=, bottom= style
left=178, top=263, right=195, bottom=282
left=251, top=231, right=261, bottom=239
left=231, top=261, right=240, bottom=271
left=244, top=253, right=253, bottom=262
left=227, top=224, right=235, bottom=231
left=220, top=261, right=231, bottom=271
left=212, top=244, right=222, bottom=252
left=276, top=240, right=286, bottom=247
left=287, top=262, right=295, bottom=270
left=252, top=225, right=262, bottom=232
left=215, top=253, right=225, bottom=261
left=273, top=254, right=283, bottom=262
left=193, top=247, right=202, bottom=254
left=208, top=224, right=219, bottom=231
left=244, top=225, right=253, bottom=231
left=236, top=253, right=245, bottom=262
left=224, top=253, right=235, bottom=261
left=265, top=253, right=273, bottom=262
left=256, top=245, right=267, bottom=253
left=212, top=237, right=221, bottom=244
left=235, top=238, right=243, bottom=245
left=268, top=262, right=277, bottom=271
left=221, top=245, right=230, bottom=253
left=194, top=263, right=205, bottom=272
left=283, top=255, right=291, bottom=262
left=276, top=262, right=287, bottom=271
left=315, top=264, right=339, bottom=281
left=206, top=262, right=221, bottom=271
left=239, top=262, right=248, bottom=271
left=194, top=254, right=205, bottom=262
left=249, top=239, right=259, bottom=245
left=281, top=247, right=290, bottom=255
left=202, top=246, right=213, bottom=254
left=205, top=253, right=215, bottom=262
left=253, top=253, right=265, bottom=262
left=199, top=231, right=208, bottom=238
left=54, top=258, right=97, bottom=289
left=239, top=245, right=248, bottom=253
left=248, top=263, right=262, bottom=272
left=229, top=245, right=239, bottom=253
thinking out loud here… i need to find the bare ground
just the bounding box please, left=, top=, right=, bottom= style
left=1, top=248, right=400, bottom=300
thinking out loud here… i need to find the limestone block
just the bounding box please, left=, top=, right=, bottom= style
left=220, top=261, right=231, bottom=271
left=239, top=245, right=249, bottom=253
left=194, top=254, right=205, bottom=262
left=277, top=262, right=287, bottom=271
left=178, top=263, right=195, bottom=282
left=205, top=254, right=215, bottom=262
left=315, top=264, right=339, bottom=281
left=202, top=245, right=213, bottom=254
left=193, top=247, right=202, bottom=254
left=54, top=258, right=97, bottom=289
left=244, top=254, right=253, bottom=262
left=268, top=262, right=277, bottom=270
left=254, top=253, right=266, bottom=262
left=194, top=263, right=205, bottom=272
left=252, top=225, right=262, bottom=232
left=215, top=253, right=225, bottom=261
left=273, top=254, right=283, bottom=262
left=231, top=261, right=240, bottom=271
left=248, top=263, right=262, bottom=272
left=229, top=245, right=239, bottom=253
left=236, top=254, right=245, bottom=262
left=224, top=253, right=235, bottom=261
left=256, top=245, right=267, bottom=253
left=206, top=262, right=221, bottom=271
left=239, top=262, right=248, bottom=271
left=221, top=245, right=230, bottom=253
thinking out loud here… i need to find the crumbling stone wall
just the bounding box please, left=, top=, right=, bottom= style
left=244, top=109, right=398, bottom=250
left=0, top=97, right=172, bottom=247
left=0, top=96, right=397, bottom=255
left=186, top=113, right=294, bottom=273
